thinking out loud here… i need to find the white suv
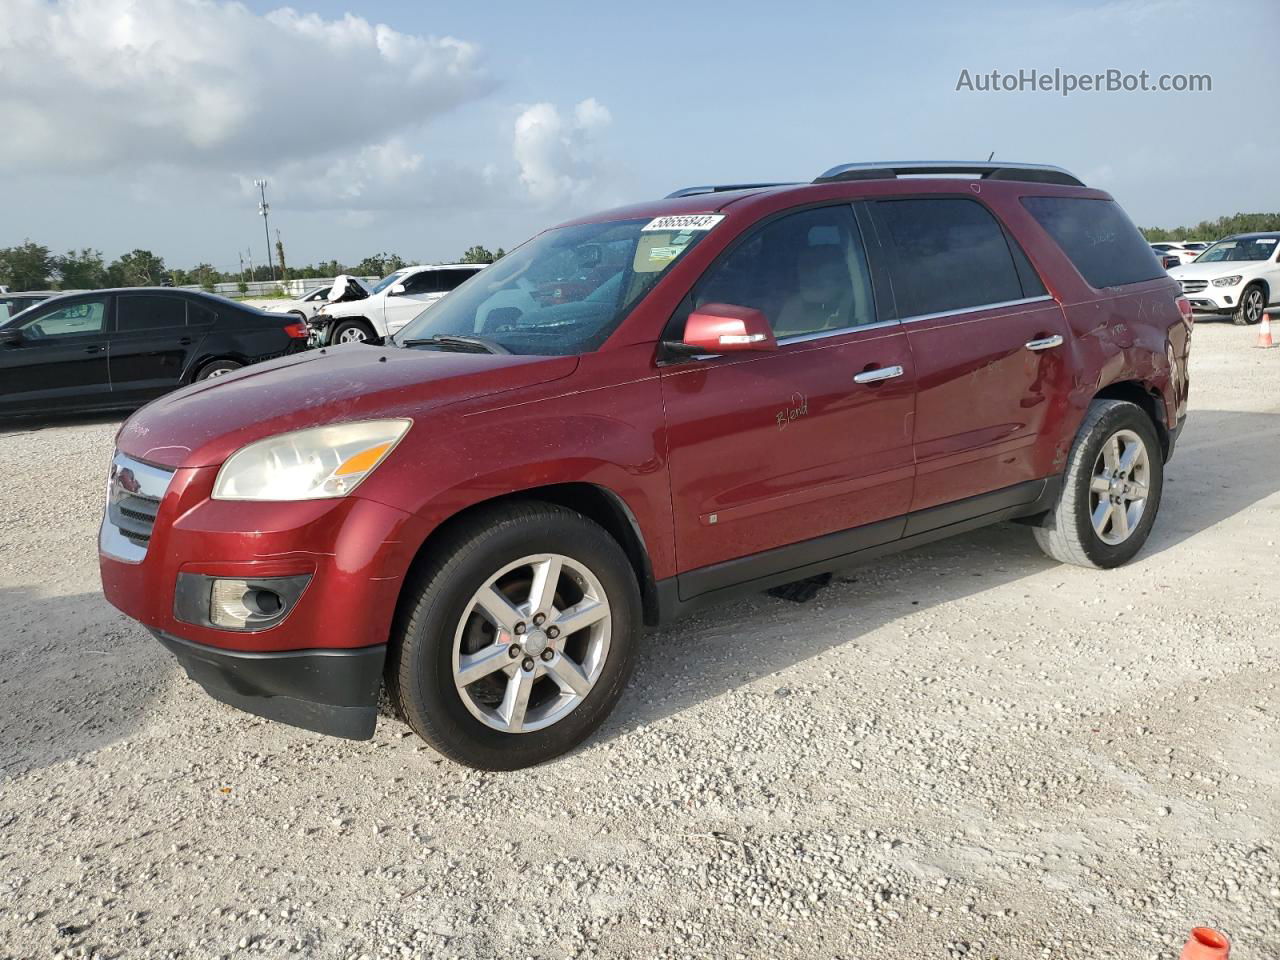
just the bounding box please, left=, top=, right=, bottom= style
left=313, top=264, right=486, bottom=344
left=1168, top=233, right=1280, bottom=325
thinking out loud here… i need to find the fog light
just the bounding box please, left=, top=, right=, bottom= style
left=211, top=580, right=282, bottom=627
left=174, top=572, right=311, bottom=631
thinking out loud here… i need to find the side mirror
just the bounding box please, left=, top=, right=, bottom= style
left=389, top=283, right=406, bottom=296
left=676, top=303, right=777, bottom=355
left=0, top=327, right=22, bottom=346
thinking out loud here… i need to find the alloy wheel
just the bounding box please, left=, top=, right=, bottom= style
left=1244, top=289, right=1264, bottom=324
left=337, top=327, right=368, bottom=343
left=1088, top=428, right=1151, bottom=545
left=451, top=553, right=611, bottom=733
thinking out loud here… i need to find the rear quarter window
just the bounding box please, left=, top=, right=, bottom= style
left=1022, top=196, right=1165, bottom=289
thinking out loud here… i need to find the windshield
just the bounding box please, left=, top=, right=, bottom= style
left=1196, top=237, right=1279, bottom=263
left=394, top=218, right=714, bottom=356
left=369, top=270, right=411, bottom=295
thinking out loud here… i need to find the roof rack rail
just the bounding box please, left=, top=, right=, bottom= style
left=813, top=161, right=1084, bottom=188
left=665, top=182, right=797, bottom=199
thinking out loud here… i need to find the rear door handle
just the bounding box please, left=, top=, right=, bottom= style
left=1025, top=335, right=1064, bottom=351
left=85, top=345, right=105, bottom=354
left=853, top=364, right=905, bottom=384
left=178, top=337, right=193, bottom=345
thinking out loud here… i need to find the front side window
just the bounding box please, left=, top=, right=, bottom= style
left=395, top=218, right=714, bottom=356
left=686, top=205, right=876, bottom=338
left=1195, top=236, right=1279, bottom=263
left=18, top=299, right=107, bottom=339
left=370, top=270, right=411, bottom=295
left=1022, top=196, right=1165, bottom=288
left=116, top=295, right=187, bottom=332
left=876, top=197, right=1024, bottom=316
left=399, top=272, right=439, bottom=296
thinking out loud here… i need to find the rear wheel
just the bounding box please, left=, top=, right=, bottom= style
left=387, top=502, right=640, bottom=770
left=330, top=319, right=376, bottom=345
left=1032, top=399, right=1163, bottom=568
left=1233, top=284, right=1265, bottom=325
left=195, top=359, right=242, bottom=380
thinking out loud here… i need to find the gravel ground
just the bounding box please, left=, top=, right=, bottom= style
left=1, top=320, right=1277, bottom=960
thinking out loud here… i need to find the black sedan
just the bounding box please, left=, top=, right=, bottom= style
left=0, top=288, right=309, bottom=418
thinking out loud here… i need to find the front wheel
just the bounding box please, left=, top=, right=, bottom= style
left=330, top=319, right=376, bottom=345
left=387, top=502, right=640, bottom=770
left=1032, top=399, right=1164, bottom=568
left=1233, top=284, right=1265, bottom=326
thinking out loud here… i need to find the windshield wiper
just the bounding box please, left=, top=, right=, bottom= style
left=398, top=334, right=510, bottom=355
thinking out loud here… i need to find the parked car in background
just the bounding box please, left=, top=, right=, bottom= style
left=1152, top=250, right=1181, bottom=271
left=0, top=290, right=56, bottom=322
left=268, top=278, right=372, bottom=322
left=0, top=288, right=309, bottom=417
left=100, top=160, right=1191, bottom=770
left=310, top=263, right=486, bottom=344
left=1168, top=233, right=1280, bottom=324
left=1150, top=242, right=1201, bottom=266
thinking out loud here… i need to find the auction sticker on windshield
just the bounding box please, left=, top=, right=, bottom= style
left=642, top=214, right=725, bottom=232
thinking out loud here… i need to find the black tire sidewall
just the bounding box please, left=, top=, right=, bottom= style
left=196, top=360, right=242, bottom=380
left=331, top=320, right=373, bottom=344
left=1067, top=404, right=1164, bottom=568
left=397, top=511, right=640, bottom=770
left=1235, top=285, right=1265, bottom=325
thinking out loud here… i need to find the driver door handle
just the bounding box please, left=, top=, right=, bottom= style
left=1026, top=335, right=1064, bottom=351
left=85, top=345, right=105, bottom=354
left=853, top=365, right=904, bottom=384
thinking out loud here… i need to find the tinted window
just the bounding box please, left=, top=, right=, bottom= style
left=1022, top=197, right=1165, bottom=288
left=19, top=299, right=107, bottom=338
left=436, top=269, right=477, bottom=292
left=687, top=205, right=876, bottom=338
left=876, top=198, right=1023, bottom=316
left=399, top=272, right=438, bottom=295
left=189, top=303, right=218, bottom=326
left=116, top=295, right=187, bottom=332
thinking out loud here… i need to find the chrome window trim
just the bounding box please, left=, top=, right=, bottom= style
left=898, top=294, right=1054, bottom=326
left=776, top=317, right=901, bottom=345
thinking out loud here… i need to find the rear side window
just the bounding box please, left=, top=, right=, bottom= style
left=875, top=198, right=1024, bottom=317
left=437, top=269, right=477, bottom=292
left=1022, top=197, right=1165, bottom=288
left=116, top=295, right=187, bottom=331
left=189, top=303, right=218, bottom=326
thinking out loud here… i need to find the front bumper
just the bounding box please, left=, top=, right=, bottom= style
left=154, top=631, right=385, bottom=738
left=100, top=456, right=428, bottom=739
left=1176, top=282, right=1240, bottom=314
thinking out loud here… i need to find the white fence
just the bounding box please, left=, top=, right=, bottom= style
left=174, top=277, right=379, bottom=298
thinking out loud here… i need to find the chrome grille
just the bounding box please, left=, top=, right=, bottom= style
left=1180, top=280, right=1208, bottom=294
left=100, top=453, right=175, bottom=562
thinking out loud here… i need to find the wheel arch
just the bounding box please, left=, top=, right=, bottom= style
left=397, top=482, right=662, bottom=628
left=187, top=353, right=250, bottom=383
left=1093, top=380, right=1170, bottom=458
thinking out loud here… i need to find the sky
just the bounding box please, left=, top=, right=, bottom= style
left=0, top=0, right=1275, bottom=273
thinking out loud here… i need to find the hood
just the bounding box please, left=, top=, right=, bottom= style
left=1168, top=261, right=1258, bottom=279
left=117, top=345, right=578, bottom=468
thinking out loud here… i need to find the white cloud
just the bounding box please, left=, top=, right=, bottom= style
left=0, top=0, right=492, bottom=175
left=514, top=98, right=613, bottom=205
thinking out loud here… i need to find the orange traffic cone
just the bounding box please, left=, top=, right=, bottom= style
left=1258, top=314, right=1276, bottom=349
left=1180, top=926, right=1230, bottom=960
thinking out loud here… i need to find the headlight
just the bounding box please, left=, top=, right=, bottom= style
left=1212, top=275, right=1242, bottom=287
left=212, top=419, right=411, bottom=501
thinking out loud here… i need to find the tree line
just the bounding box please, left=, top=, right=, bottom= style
left=0, top=241, right=507, bottom=293
left=1139, top=212, right=1280, bottom=242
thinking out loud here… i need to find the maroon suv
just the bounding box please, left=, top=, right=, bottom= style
left=99, top=161, right=1193, bottom=770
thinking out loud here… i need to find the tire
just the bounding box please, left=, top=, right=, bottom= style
left=1032, top=399, right=1164, bottom=569
left=195, top=359, right=243, bottom=380
left=387, top=501, right=641, bottom=770
left=1233, top=284, right=1265, bottom=326
left=330, top=319, right=376, bottom=345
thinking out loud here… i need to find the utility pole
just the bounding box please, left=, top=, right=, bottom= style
left=254, top=179, right=277, bottom=282
left=247, top=247, right=255, bottom=283
left=275, top=228, right=289, bottom=285
left=238, top=251, right=247, bottom=285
